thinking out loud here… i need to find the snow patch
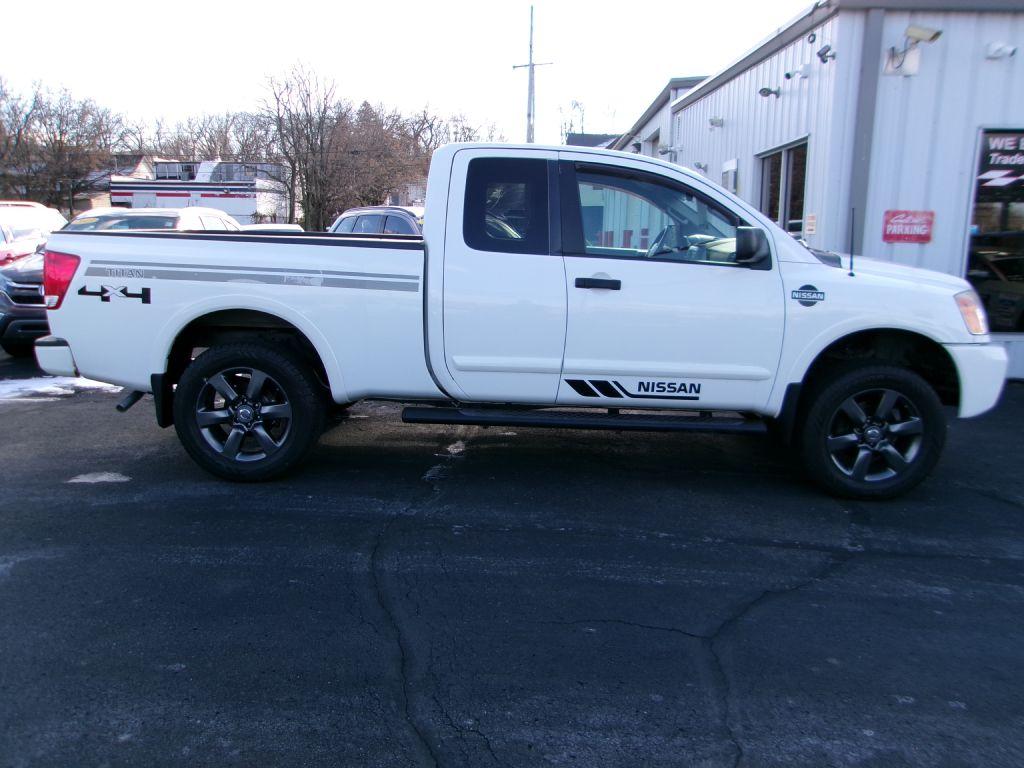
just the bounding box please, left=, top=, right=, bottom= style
left=0, top=376, right=121, bottom=400
left=67, top=472, right=131, bottom=484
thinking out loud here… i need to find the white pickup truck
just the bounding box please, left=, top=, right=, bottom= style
left=36, top=144, right=1007, bottom=498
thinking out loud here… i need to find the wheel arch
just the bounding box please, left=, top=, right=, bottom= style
left=773, top=327, right=960, bottom=444
left=153, top=299, right=347, bottom=423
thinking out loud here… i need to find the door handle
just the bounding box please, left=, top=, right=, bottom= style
left=575, top=277, right=621, bottom=290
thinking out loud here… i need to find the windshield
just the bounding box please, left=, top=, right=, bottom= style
left=67, top=214, right=179, bottom=231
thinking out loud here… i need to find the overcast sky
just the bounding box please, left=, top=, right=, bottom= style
left=1, top=0, right=811, bottom=145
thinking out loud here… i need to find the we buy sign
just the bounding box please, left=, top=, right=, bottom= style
left=883, top=210, right=934, bottom=244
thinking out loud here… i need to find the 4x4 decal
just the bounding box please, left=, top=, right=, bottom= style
left=566, top=379, right=701, bottom=401
left=78, top=285, right=151, bottom=304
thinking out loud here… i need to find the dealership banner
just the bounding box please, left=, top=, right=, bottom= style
left=977, top=129, right=1024, bottom=189
left=883, top=210, right=934, bottom=243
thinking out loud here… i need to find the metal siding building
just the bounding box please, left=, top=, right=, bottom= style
left=655, top=0, right=1024, bottom=373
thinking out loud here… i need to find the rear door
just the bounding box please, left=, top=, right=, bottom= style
left=557, top=154, right=785, bottom=411
left=441, top=148, right=565, bottom=403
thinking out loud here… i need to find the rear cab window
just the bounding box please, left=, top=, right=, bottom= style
left=463, top=157, right=549, bottom=254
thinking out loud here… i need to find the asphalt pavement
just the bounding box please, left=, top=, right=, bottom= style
left=1, top=349, right=1023, bottom=767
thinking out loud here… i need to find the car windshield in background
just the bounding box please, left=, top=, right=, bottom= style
left=67, top=215, right=178, bottom=231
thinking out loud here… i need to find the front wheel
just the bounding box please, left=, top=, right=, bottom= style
left=173, top=343, right=327, bottom=481
left=799, top=365, right=946, bottom=499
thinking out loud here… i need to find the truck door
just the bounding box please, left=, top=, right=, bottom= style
left=556, top=155, right=785, bottom=411
left=441, top=149, right=566, bottom=403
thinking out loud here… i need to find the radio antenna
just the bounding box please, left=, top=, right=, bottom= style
left=848, top=207, right=856, bottom=277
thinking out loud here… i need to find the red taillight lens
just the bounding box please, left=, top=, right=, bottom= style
left=43, top=250, right=80, bottom=309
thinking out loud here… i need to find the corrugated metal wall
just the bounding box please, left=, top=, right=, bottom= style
left=864, top=10, right=1024, bottom=276
left=672, top=13, right=863, bottom=252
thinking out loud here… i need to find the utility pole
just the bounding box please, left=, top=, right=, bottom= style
left=513, top=5, right=552, bottom=143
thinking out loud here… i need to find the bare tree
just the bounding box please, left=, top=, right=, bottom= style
left=264, top=64, right=349, bottom=229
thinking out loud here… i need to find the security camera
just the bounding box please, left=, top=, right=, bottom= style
left=758, top=87, right=780, bottom=98
left=905, top=25, right=941, bottom=44
left=816, top=44, right=836, bottom=63
left=986, top=41, right=1018, bottom=59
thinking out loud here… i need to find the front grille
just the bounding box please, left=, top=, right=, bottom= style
left=6, top=281, right=44, bottom=305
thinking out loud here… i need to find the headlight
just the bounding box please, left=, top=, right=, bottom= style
left=955, top=290, right=989, bottom=335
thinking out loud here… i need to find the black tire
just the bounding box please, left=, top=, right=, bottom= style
left=173, top=342, right=327, bottom=481
left=799, top=364, right=946, bottom=499
left=1, top=340, right=34, bottom=358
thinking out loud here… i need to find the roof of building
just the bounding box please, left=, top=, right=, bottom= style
left=610, top=76, right=707, bottom=151
left=565, top=133, right=620, bottom=148
left=670, top=0, right=1022, bottom=115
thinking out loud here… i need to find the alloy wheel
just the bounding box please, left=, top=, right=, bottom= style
left=195, top=367, right=293, bottom=462
left=826, top=388, right=924, bottom=483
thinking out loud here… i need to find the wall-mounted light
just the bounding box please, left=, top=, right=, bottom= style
left=986, top=41, right=1018, bottom=59
left=631, top=141, right=642, bottom=152
left=816, top=44, right=836, bottom=63
left=658, top=145, right=683, bottom=156
left=708, top=117, right=725, bottom=128
left=885, top=25, right=942, bottom=74
left=758, top=87, right=780, bottom=99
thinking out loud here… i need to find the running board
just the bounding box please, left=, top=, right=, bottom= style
left=401, top=407, right=766, bottom=434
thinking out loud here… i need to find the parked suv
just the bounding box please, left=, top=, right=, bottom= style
left=0, top=251, right=46, bottom=356
left=328, top=206, right=423, bottom=235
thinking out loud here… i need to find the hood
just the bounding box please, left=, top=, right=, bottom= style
left=0, top=251, right=43, bottom=283
left=837, top=255, right=971, bottom=293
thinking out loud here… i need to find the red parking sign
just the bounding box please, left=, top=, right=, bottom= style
left=883, top=210, right=934, bottom=243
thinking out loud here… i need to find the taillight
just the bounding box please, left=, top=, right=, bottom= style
left=43, top=250, right=80, bottom=309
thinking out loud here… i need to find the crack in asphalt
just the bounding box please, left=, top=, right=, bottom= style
left=539, top=549, right=857, bottom=768
left=370, top=508, right=442, bottom=768
left=368, top=429, right=480, bottom=768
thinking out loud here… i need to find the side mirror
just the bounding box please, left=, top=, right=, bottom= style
left=735, top=227, right=771, bottom=267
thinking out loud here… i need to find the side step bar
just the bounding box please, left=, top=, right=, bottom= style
left=402, top=406, right=766, bottom=435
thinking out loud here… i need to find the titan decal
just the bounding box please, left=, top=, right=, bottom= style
left=78, top=285, right=152, bottom=304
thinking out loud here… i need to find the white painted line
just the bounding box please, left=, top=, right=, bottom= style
left=67, top=472, right=131, bottom=484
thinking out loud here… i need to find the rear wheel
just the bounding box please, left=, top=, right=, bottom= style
left=173, top=343, right=327, bottom=481
left=799, top=365, right=946, bottom=499
left=1, top=341, right=34, bottom=357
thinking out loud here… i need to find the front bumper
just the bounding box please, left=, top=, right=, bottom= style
left=0, top=290, right=48, bottom=345
left=34, top=336, right=79, bottom=377
left=944, top=342, right=1009, bottom=418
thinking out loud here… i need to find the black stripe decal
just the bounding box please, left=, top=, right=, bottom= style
left=566, top=379, right=600, bottom=398
left=613, top=381, right=700, bottom=401
left=589, top=380, right=623, bottom=398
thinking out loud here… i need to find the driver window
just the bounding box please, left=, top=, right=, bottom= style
left=573, top=167, right=743, bottom=265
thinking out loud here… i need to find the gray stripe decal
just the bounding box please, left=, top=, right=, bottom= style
left=89, top=259, right=418, bottom=281
left=83, top=266, right=419, bottom=292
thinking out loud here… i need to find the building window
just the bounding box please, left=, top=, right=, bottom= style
left=967, top=129, right=1024, bottom=333
left=760, top=142, right=808, bottom=235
